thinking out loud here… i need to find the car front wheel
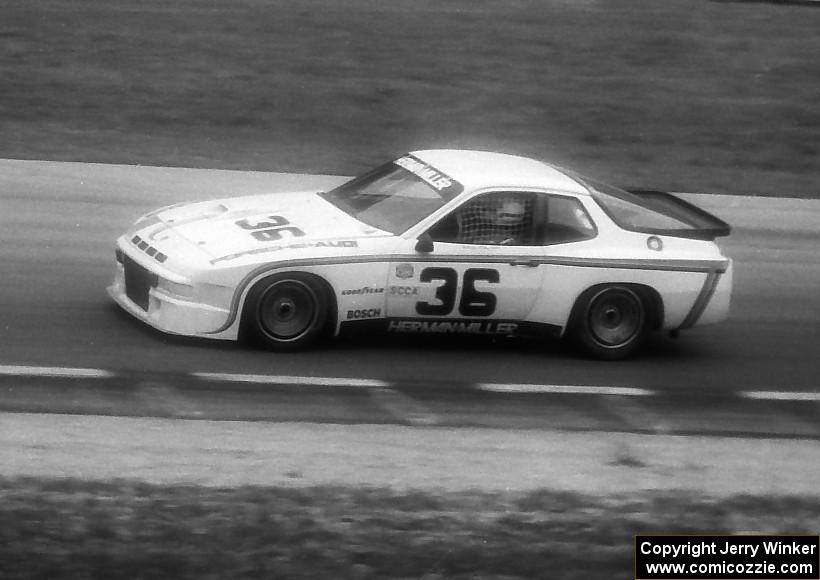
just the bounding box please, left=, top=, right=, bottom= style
left=569, top=285, right=648, bottom=360
left=245, top=273, right=329, bottom=352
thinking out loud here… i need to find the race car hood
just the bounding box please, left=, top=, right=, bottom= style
left=133, top=191, right=388, bottom=263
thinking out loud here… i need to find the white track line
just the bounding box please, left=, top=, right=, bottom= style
left=1, top=365, right=817, bottom=401
left=0, top=365, right=114, bottom=378
left=193, top=372, right=390, bottom=388
left=477, top=383, right=654, bottom=396
left=742, top=390, right=820, bottom=402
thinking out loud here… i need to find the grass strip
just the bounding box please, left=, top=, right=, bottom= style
left=1, top=477, right=818, bottom=579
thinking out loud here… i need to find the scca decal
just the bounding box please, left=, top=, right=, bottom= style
left=388, top=320, right=517, bottom=335
left=347, top=308, right=382, bottom=320
left=389, top=286, right=419, bottom=297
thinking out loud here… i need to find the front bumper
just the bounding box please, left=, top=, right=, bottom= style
left=108, top=252, right=234, bottom=339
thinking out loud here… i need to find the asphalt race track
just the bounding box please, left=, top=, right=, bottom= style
left=1, top=159, right=818, bottom=437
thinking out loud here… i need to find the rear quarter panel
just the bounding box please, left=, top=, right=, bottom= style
left=527, top=217, right=729, bottom=333
left=530, top=263, right=710, bottom=332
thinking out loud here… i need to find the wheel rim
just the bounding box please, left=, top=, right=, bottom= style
left=586, top=287, right=644, bottom=349
left=258, top=280, right=317, bottom=341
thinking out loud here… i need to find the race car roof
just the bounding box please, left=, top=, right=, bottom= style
left=411, top=149, right=588, bottom=195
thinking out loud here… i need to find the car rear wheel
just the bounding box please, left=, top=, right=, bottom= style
left=246, top=273, right=329, bottom=352
left=569, top=285, right=648, bottom=360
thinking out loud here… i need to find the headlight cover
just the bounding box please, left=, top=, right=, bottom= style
left=155, top=277, right=195, bottom=299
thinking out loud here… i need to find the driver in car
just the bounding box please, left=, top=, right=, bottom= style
left=457, top=195, right=532, bottom=245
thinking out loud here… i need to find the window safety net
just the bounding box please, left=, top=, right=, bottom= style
left=456, top=194, right=534, bottom=245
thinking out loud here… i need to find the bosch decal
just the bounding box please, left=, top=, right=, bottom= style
left=341, top=287, right=385, bottom=296
left=347, top=308, right=382, bottom=320
left=387, top=320, right=518, bottom=335
left=395, top=263, right=415, bottom=279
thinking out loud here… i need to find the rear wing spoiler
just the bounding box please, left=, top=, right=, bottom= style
left=626, top=189, right=732, bottom=241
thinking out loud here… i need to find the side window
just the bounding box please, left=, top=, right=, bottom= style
left=537, top=195, right=597, bottom=245
left=427, top=192, right=536, bottom=246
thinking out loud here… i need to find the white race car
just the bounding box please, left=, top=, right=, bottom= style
left=109, top=150, right=732, bottom=359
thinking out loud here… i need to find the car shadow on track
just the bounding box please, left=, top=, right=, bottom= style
left=316, top=329, right=696, bottom=364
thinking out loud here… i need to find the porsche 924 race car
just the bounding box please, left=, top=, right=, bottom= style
left=108, top=150, right=732, bottom=359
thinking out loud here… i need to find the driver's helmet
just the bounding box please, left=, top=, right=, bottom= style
left=494, top=198, right=527, bottom=226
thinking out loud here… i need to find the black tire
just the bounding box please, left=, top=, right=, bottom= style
left=568, top=285, right=649, bottom=360
left=244, top=273, right=329, bottom=352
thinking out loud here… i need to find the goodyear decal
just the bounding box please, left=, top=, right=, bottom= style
left=387, top=319, right=517, bottom=335
left=341, top=287, right=384, bottom=296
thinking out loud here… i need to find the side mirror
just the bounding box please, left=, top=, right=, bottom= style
left=415, top=233, right=434, bottom=253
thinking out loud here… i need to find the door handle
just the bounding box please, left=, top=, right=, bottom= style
left=508, top=259, right=540, bottom=267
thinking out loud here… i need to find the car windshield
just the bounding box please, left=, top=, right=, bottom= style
left=578, top=177, right=694, bottom=232
left=320, top=155, right=463, bottom=234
